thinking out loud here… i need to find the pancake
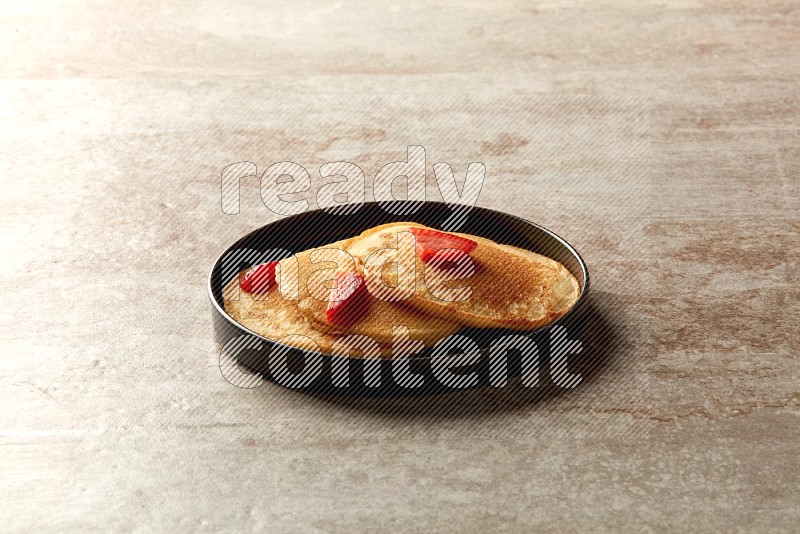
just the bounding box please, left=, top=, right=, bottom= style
left=345, top=222, right=580, bottom=330
left=285, top=239, right=461, bottom=346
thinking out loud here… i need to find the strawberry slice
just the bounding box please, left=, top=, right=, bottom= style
left=409, top=227, right=478, bottom=263
left=326, top=271, right=368, bottom=325
left=239, top=261, right=278, bottom=294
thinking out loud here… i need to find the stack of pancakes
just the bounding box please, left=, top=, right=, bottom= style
left=223, top=222, right=580, bottom=358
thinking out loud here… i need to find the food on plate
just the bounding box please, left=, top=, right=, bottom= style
left=223, top=223, right=579, bottom=357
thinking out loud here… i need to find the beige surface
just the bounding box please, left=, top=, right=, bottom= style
left=1, top=0, right=798, bottom=531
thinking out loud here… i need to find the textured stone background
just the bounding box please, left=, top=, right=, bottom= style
left=1, top=0, right=798, bottom=531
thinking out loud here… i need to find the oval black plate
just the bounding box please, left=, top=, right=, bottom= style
left=208, top=202, right=589, bottom=396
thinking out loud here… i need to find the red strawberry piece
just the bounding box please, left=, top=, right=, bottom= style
left=239, top=261, right=278, bottom=294
left=409, top=227, right=478, bottom=263
left=326, top=271, right=368, bottom=325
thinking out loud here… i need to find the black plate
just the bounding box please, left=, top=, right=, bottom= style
left=208, top=202, right=589, bottom=396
